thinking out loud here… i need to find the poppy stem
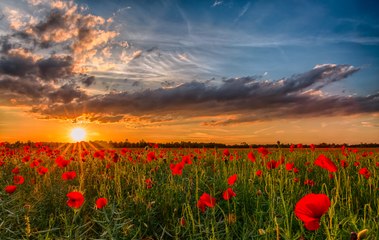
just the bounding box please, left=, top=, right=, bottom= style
left=322, top=217, right=332, bottom=240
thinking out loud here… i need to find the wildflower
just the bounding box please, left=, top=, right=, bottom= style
left=22, top=155, right=31, bottom=163
left=290, top=144, right=295, bottom=152
left=227, top=174, right=237, bottom=186
left=223, top=188, right=236, bottom=200
left=258, top=147, right=269, bottom=157
left=55, top=156, right=70, bottom=168
left=340, top=160, right=348, bottom=168
left=93, top=150, right=105, bottom=159
left=286, top=163, right=295, bottom=171
left=96, top=198, right=108, bottom=209
left=197, top=193, right=216, bottom=213
left=13, top=175, right=25, bottom=185
left=304, top=179, right=315, bottom=187
left=5, top=185, right=17, bottom=194
left=66, top=191, right=84, bottom=209
left=314, top=154, right=337, bottom=172
left=170, top=162, right=185, bottom=175
left=294, top=193, right=331, bottom=231
left=145, top=178, right=153, bottom=189
left=266, top=160, right=280, bottom=170
left=358, top=168, right=371, bottom=179
left=62, top=171, right=77, bottom=181
left=310, top=144, right=315, bottom=151
left=247, top=152, right=256, bottom=163
left=223, top=149, right=230, bottom=157
left=147, top=151, right=156, bottom=162
left=256, top=170, right=262, bottom=177
left=182, top=155, right=192, bottom=165
left=11, top=167, right=20, bottom=174
left=179, top=217, right=186, bottom=226
left=37, top=166, right=48, bottom=175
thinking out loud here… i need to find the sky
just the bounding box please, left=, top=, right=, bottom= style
left=0, top=0, right=378, bottom=144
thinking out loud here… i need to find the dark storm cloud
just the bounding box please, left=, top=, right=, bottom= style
left=81, top=75, right=95, bottom=87
left=0, top=77, right=50, bottom=99
left=35, top=64, right=379, bottom=124
left=48, top=83, right=87, bottom=103
left=37, top=55, right=73, bottom=81
left=0, top=53, right=73, bottom=80
left=0, top=55, right=36, bottom=77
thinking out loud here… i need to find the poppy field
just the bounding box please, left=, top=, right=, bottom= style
left=0, top=142, right=378, bottom=239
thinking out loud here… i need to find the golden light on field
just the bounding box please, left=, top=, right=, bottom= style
left=70, top=127, right=86, bottom=142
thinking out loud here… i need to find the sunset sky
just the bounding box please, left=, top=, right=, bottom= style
left=0, top=0, right=378, bottom=144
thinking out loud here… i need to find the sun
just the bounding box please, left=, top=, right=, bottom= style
left=70, top=127, right=86, bottom=142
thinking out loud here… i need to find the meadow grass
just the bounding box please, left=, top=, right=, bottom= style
left=0, top=144, right=378, bottom=239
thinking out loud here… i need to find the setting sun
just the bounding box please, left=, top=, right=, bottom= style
left=70, top=128, right=86, bottom=142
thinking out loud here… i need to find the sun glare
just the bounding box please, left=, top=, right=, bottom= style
left=70, top=127, right=86, bottom=142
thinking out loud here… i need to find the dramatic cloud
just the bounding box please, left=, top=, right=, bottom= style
left=0, top=0, right=117, bottom=107
left=31, top=64, right=379, bottom=124
left=0, top=1, right=378, bottom=126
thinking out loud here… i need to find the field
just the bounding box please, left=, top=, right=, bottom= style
left=0, top=143, right=378, bottom=239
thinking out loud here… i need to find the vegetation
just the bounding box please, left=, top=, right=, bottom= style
left=0, top=142, right=378, bottom=239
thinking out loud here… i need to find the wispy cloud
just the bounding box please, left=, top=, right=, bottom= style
left=234, top=2, right=251, bottom=23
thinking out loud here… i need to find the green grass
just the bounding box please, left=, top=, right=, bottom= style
left=0, top=145, right=378, bottom=239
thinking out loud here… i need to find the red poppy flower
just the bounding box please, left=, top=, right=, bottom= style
left=310, top=144, right=315, bottom=151
left=266, top=160, right=280, bottom=170
left=120, top=148, right=129, bottom=155
left=227, top=174, right=237, bottom=186
left=256, top=170, right=262, bottom=177
left=11, top=167, right=20, bottom=174
left=290, top=144, right=295, bottom=152
left=37, top=166, right=48, bottom=175
left=223, top=149, right=230, bottom=157
left=358, top=168, right=371, bottom=179
left=294, top=193, right=331, bottom=231
left=66, top=191, right=85, bottom=209
left=286, top=163, right=295, bottom=171
left=93, top=150, right=105, bottom=159
left=147, top=151, right=157, bottom=162
left=180, top=217, right=186, bottom=226
left=13, top=175, right=25, bottom=185
left=30, top=160, right=40, bottom=168
left=5, top=185, right=17, bottom=194
left=257, top=147, right=269, bottom=157
left=340, top=160, right=348, bottom=168
left=223, top=188, right=236, bottom=201
left=182, top=155, right=192, bottom=165
left=55, top=156, right=70, bottom=168
left=145, top=178, right=153, bottom=189
left=197, top=193, right=216, bottom=213
left=96, top=197, right=108, bottom=209
left=170, top=162, right=185, bottom=175
left=62, top=171, right=77, bottom=180
left=22, top=155, right=31, bottom=163
left=314, top=154, right=337, bottom=172
left=247, top=152, right=256, bottom=163
left=304, top=179, right=315, bottom=187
